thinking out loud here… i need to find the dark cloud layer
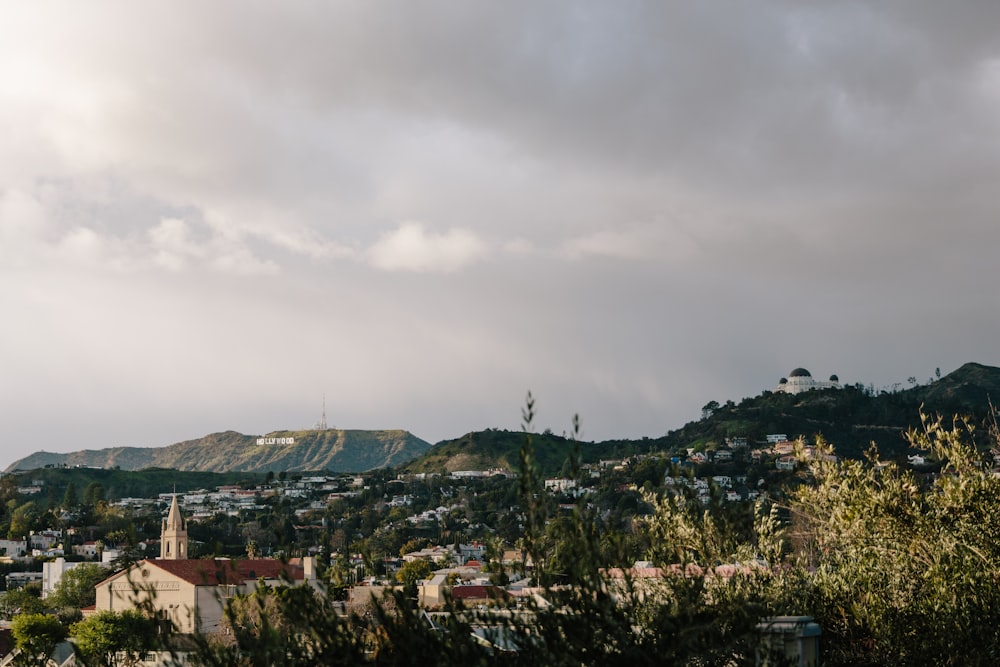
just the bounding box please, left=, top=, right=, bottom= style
left=2, top=2, right=999, bottom=467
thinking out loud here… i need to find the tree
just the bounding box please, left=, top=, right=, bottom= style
left=8, top=501, right=38, bottom=539
left=789, top=415, right=1000, bottom=664
left=399, top=538, right=428, bottom=558
left=70, top=610, right=156, bottom=667
left=194, top=582, right=367, bottom=667
left=11, top=613, right=66, bottom=667
left=83, top=482, right=106, bottom=507
left=62, top=482, right=79, bottom=510
left=396, top=559, right=432, bottom=588
left=246, top=539, right=261, bottom=559
left=0, top=587, right=46, bottom=620
left=48, top=563, right=108, bottom=610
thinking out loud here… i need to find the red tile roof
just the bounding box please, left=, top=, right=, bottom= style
left=146, top=559, right=305, bottom=586
left=451, top=584, right=506, bottom=601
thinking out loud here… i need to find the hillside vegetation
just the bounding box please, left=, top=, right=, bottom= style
left=658, top=362, right=1000, bottom=460
left=401, top=429, right=645, bottom=477
left=402, top=362, right=1000, bottom=475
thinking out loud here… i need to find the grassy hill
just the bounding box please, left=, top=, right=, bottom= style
left=403, top=429, right=645, bottom=477
left=6, top=429, right=432, bottom=474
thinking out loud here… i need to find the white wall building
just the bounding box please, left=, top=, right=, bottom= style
left=775, top=368, right=841, bottom=394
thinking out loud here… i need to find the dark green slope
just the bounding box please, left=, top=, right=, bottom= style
left=403, top=429, right=643, bottom=478
left=403, top=363, right=1000, bottom=473
left=657, top=362, right=1000, bottom=459
left=8, top=467, right=260, bottom=501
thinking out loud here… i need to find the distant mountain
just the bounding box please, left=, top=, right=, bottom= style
left=6, top=429, right=432, bottom=473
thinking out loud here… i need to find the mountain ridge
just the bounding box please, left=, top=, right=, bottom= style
left=10, top=362, right=999, bottom=475
left=5, top=428, right=431, bottom=474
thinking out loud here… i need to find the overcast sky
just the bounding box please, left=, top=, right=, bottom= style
left=2, top=2, right=999, bottom=469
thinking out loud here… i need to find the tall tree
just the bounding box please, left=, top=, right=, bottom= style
left=71, top=610, right=157, bottom=667
left=11, top=613, right=66, bottom=667
left=62, top=482, right=79, bottom=510
left=49, top=563, right=109, bottom=610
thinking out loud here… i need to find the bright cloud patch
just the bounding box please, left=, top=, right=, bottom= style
left=147, top=218, right=279, bottom=275
left=367, top=222, right=488, bottom=273
left=560, top=223, right=700, bottom=262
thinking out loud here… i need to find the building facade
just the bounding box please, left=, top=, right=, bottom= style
left=94, top=494, right=316, bottom=634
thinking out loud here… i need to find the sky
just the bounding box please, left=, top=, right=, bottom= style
left=3, top=2, right=1000, bottom=470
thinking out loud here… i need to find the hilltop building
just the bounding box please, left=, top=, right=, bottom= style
left=94, top=494, right=317, bottom=634
left=775, top=368, right=841, bottom=395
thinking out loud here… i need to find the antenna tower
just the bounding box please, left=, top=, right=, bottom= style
left=319, top=394, right=328, bottom=431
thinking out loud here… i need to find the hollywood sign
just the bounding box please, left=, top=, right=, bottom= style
left=257, top=437, right=295, bottom=445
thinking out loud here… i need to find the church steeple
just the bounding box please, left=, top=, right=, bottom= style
left=160, top=494, right=188, bottom=560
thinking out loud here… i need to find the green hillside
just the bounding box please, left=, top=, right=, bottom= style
left=403, top=363, right=1000, bottom=474
left=657, top=362, right=1000, bottom=459
left=403, top=429, right=644, bottom=477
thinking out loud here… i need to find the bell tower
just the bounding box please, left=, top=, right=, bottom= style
left=160, top=493, right=189, bottom=560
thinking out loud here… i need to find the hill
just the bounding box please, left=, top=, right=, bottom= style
left=6, top=429, right=432, bottom=474
left=657, top=362, right=1000, bottom=459
left=402, top=429, right=644, bottom=477
left=401, top=363, right=1000, bottom=474
left=10, top=363, right=999, bottom=477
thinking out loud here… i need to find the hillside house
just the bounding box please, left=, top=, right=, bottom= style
left=776, top=456, right=797, bottom=471
left=0, top=539, right=26, bottom=559
left=544, top=478, right=577, bottom=493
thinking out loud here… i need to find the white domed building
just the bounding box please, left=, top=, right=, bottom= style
left=775, top=368, right=841, bottom=394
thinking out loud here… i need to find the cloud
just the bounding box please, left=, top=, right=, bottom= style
left=560, top=222, right=702, bottom=263
left=4, top=2, right=1000, bottom=468
left=145, top=217, right=282, bottom=275
left=367, top=222, right=489, bottom=273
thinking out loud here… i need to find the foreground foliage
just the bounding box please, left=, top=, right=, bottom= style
left=791, top=414, right=1000, bottom=665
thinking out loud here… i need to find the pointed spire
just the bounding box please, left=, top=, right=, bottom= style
left=161, top=492, right=188, bottom=560
left=166, top=493, right=183, bottom=531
